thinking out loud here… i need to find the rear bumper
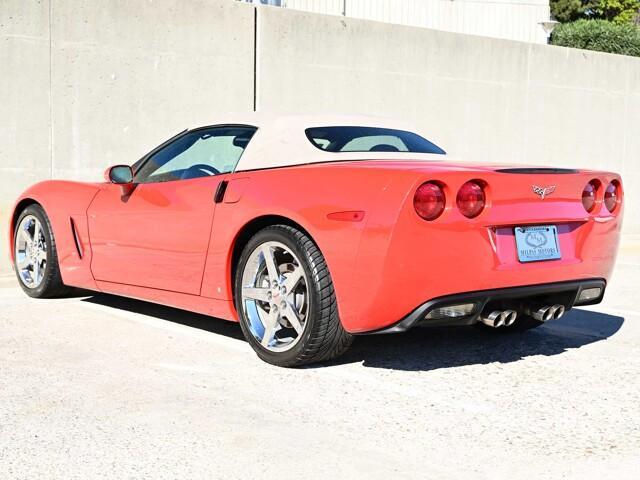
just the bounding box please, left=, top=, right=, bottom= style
left=368, top=278, right=606, bottom=334
left=342, top=211, right=620, bottom=333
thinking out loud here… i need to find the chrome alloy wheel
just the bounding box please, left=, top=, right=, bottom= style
left=14, top=215, right=48, bottom=289
left=240, top=241, right=309, bottom=352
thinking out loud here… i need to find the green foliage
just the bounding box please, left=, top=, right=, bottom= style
left=551, top=0, right=587, bottom=23
left=550, top=0, right=639, bottom=24
left=596, top=0, right=640, bottom=23
left=551, top=19, right=640, bottom=56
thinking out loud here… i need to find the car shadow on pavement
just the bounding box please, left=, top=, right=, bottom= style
left=81, top=294, right=623, bottom=371
left=336, top=308, right=624, bottom=371
left=81, top=294, right=245, bottom=341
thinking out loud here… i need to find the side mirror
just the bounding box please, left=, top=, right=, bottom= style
left=105, top=165, right=134, bottom=184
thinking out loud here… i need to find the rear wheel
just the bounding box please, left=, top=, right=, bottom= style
left=234, top=225, right=353, bottom=367
left=13, top=204, right=69, bottom=298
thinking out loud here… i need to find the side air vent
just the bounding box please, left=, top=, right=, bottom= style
left=70, top=218, right=83, bottom=259
left=496, top=168, right=579, bottom=174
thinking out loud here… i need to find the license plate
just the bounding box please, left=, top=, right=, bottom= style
left=514, top=225, right=561, bottom=263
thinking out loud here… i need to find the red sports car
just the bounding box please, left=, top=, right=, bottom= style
left=9, top=114, right=623, bottom=366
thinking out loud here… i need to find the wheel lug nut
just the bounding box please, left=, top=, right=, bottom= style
left=267, top=291, right=272, bottom=300
left=272, top=280, right=278, bottom=289
left=280, top=286, right=286, bottom=295
left=280, top=301, right=287, bottom=310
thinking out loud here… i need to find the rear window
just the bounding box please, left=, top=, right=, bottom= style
left=305, top=126, right=446, bottom=155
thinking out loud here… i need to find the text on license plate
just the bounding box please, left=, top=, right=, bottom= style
left=514, top=225, right=561, bottom=263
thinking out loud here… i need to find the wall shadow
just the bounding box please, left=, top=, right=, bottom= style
left=81, top=293, right=623, bottom=372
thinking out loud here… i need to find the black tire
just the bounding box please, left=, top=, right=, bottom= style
left=13, top=204, right=70, bottom=298
left=234, top=225, right=353, bottom=367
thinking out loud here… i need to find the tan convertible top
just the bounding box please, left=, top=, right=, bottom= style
left=196, top=113, right=447, bottom=172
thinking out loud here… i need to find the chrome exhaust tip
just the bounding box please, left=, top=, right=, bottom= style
left=528, top=304, right=566, bottom=322
left=531, top=306, right=551, bottom=322
left=503, top=310, right=518, bottom=327
left=479, top=311, right=504, bottom=328
left=550, top=304, right=565, bottom=320
left=479, top=310, right=518, bottom=328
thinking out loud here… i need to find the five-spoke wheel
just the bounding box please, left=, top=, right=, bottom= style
left=241, top=241, right=309, bottom=352
left=235, top=225, right=353, bottom=367
left=13, top=204, right=68, bottom=298
left=15, top=214, right=48, bottom=289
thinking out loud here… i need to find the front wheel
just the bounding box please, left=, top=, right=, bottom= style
left=13, top=204, right=69, bottom=298
left=234, top=225, right=353, bottom=367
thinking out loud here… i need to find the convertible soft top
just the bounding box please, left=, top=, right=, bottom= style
left=192, top=113, right=448, bottom=171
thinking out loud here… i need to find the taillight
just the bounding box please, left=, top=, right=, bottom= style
left=604, top=180, right=620, bottom=212
left=456, top=181, right=486, bottom=218
left=414, top=182, right=445, bottom=221
left=582, top=180, right=599, bottom=213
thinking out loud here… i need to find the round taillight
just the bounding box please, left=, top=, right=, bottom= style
left=456, top=181, right=486, bottom=218
left=582, top=180, right=598, bottom=213
left=414, top=182, right=445, bottom=221
left=604, top=180, right=620, bottom=212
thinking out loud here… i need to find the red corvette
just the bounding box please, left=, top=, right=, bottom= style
left=9, top=115, right=623, bottom=366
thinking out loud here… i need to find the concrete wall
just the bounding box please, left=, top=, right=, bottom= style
left=1, top=0, right=639, bottom=274
left=1, top=0, right=51, bottom=258
left=0, top=0, right=255, bottom=271
left=257, top=6, right=639, bottom=230
left=285, top=0, right=551, bottom=44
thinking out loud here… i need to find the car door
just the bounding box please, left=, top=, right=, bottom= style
left=87, top=125, right=257, bottom=294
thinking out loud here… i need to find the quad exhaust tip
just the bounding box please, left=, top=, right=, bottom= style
left=530, top=304, right=566, bottom=322
left=479, top=304, right=566, bottom=328
left=479, top=309, right=518, bottom=328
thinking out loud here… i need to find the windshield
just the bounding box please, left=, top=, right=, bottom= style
left=305, top=126, right=445, bottom=155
